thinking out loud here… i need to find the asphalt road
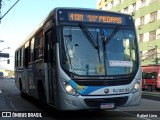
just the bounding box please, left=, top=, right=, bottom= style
left=0, top=78, right=160, bottom=120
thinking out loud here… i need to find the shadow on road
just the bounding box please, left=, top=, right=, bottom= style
left=21, top=94, right=134, bottom=119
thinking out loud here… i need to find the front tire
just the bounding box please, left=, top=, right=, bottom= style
left=147, top=85, right=152, bottom=92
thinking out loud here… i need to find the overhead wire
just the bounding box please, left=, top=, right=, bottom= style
left=0, top=0, right=16, bottom=67
left=1, top=0, right=11, bottom=30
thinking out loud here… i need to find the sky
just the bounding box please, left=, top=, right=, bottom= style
left=0, top=0, right=98, bottom=70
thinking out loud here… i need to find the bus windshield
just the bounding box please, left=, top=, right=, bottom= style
left=61, top=26, right=138, bottom=76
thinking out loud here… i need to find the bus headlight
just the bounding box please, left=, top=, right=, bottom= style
left=131, top=80, right=141, bottom=93
left=66, top=84, right=74, bottom=93
left=62, top=81, right=79, bottom=96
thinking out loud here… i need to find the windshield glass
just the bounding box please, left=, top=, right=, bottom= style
left=61, top=26, right=138, bottom=76
left=105, top=29, right=137, bottom=75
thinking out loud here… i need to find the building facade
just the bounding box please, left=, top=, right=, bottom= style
left=97, top=0, right=160, bottom=66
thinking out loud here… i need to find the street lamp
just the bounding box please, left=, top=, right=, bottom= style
left=0, top=47, right=11, bottom=52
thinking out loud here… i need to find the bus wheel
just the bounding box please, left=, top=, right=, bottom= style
left=147, top=85, right=152, bottom=92
left=37, top=81, right=46, bottom=104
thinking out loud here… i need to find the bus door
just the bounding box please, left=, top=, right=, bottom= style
left=45, top=29, right=56, bottom=104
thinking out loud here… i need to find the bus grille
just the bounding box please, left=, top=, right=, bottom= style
left=74, top=80, right=131, bottom=86
left=84, top=96, right=128, bottom=107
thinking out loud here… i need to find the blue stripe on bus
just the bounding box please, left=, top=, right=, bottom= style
left=69, top=80, right=105, bottom=95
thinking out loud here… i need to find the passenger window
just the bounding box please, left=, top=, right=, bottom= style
left=29, top=38, right=35, bottom=63
left=34, top=30, right=43, bottom=61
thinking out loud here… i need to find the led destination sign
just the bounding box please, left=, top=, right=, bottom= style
left=68, top=12, right=125, bottom=24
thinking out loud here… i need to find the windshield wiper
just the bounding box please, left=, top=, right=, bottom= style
left=79, top=23, right=99, bottom=49
left=103, top=25, right=119, bottom=45
left=96, top=32, right=101, bottom=63
left=79, top=23, right=101, bottom=62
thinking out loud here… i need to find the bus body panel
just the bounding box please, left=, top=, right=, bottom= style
left=55, top=87, right=141, bottom=110
left=54, top=65, right=142, bottom=110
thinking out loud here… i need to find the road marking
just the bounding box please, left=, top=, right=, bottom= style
left=9, top=101, right=17, bottom=111
left=0, top=89, right=2, bottom=93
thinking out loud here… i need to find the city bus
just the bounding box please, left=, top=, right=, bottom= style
left=15, top=7, right=142, bottom=110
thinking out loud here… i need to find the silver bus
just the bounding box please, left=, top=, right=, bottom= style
left=15, top=7, right=142, bottom=110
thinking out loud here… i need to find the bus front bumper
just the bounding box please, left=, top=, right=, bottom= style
left=55, top=90, right=141, bottom=111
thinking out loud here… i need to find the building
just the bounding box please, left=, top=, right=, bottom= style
left=0, top=65, right=14, bottom=78
left=97, top=0, right=160, bottom=65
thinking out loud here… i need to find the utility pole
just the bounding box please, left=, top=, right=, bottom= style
left=0, top=0, right=2, bottom=22
left=0, top=0, right=20, bottom=23
left=155, top=45, right=158, bottom=65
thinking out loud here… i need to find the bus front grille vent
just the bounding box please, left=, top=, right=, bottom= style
left=84, top=96, right=128, bottom=107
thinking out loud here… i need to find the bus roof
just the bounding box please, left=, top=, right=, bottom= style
left=53, top=7, right=131, bottom=16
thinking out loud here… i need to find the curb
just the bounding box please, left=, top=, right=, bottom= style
left=142, top=91, right=160, bottom=101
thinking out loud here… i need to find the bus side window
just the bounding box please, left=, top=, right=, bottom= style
left=34, top=30, right=43, bottom=61
left=24, top=47, right=29, bottom=67
left=21, top=47, right=24, bottom=67
left=44, top=31, right=50, bottom=63
left=29, top=38, right=35, bottom=63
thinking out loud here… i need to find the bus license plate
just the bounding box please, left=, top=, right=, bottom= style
left=100, top=103, right=115, bottom=109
